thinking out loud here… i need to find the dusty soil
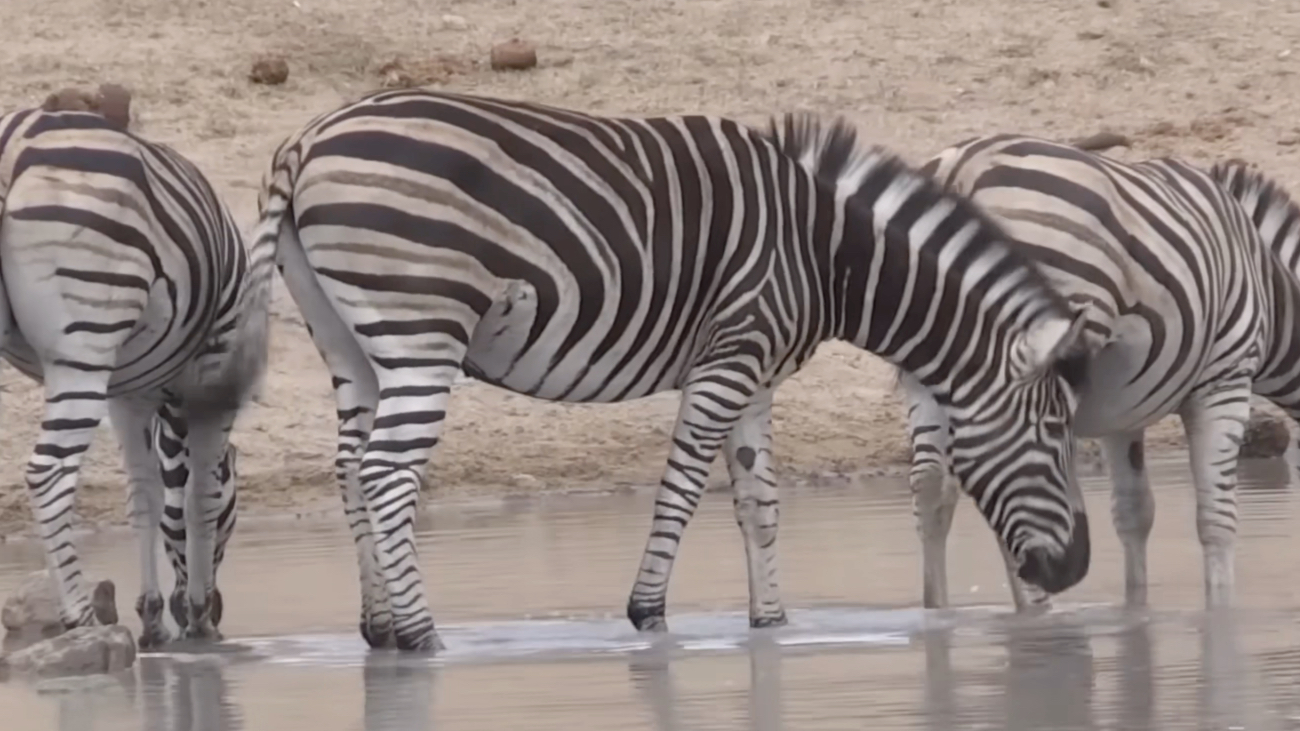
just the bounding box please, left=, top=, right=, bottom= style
left=0, top=0, right=1295, bottom=536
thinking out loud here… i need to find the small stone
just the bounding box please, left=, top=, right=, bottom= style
left=440, top=14, right=469, bottom=30
left=0, top=625, right=136, bottom=680
left=2, top=570, right=62, bottom=635
left=511, top=473, right=543, bottom=490
left=249, top=55, right=290, bottom=85
left=490, top=39, right=539, bottom=71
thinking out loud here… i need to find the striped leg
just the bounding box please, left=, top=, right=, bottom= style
left=172, top=412, right=237, bottom=640
left=274, top=255, right=394, bottom=648
left=359, top=364, right=462, bottom=652
left=109, top=394, right=171, bottom=648
left=332, top=371, right=395, bottom=649
left=1179, top=378, right=1253, bottom=607
left=1099, top=431, right=1154, bottom=606
left=627, top=371, right=753, bottom=632
left=25, top=366, right=118, bottom=629
left=154, top=398, right=237, bottom=635
left=901, top=375, right=961, bottom=609
left=724, top=392, right=787, bottom=628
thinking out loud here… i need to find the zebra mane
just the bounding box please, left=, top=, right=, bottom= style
left=761, top=112, right=1067, bottom=310
left=1210, top=158, right=1300, bottom=274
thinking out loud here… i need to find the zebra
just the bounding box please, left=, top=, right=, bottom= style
left=253, top=88, right=1092, bottom=652
left=902, top=133, right=1298, bottom=612
left=0, top=108, right=272, bottom=647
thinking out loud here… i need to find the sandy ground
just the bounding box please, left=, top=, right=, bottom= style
left=0, top=0, right=1296, bottom=536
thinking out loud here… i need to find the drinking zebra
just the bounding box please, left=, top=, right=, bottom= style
left=0, top=108, right=272, bottom=647
left=903, top=133, right=1300, bottom=611
left=254, top=88, right=1091, bottom=652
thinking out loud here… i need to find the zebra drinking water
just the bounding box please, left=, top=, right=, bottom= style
left=253, top=88, right=1091, bottom=652
left=0, top=108, right=272, bottom=647
left=903, top=134, right=1300, bottom=611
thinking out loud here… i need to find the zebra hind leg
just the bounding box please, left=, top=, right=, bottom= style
left=723, top=392, right=787, bottom=628
left=332, top=370, right=396, bottom=649
left=358, top=362, right=466, bottom=652
left=627, top=370, right=752, bottom=633
left=109, top=394, right=172, bottom=648
left=24, top=365, right=119, bottom=630
left=1179, top=378, right=1253, bottom=607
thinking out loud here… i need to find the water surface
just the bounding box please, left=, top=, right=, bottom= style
left=2, top=457, right=1298, bottom=730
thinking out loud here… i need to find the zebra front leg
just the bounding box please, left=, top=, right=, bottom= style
left=627, top=373, right=750, bottom=632
left=25, top=367, right=118, bottom=629
left=108, top=394, right=172, bottom=648
left=1098, top=431, right=1154, bottom=606
left=900, top=374, right=961, bottom=609
left=1179, top=379, right=1253, bottom=607
left=177, top=413, right=238, bottom=641
left=723, top=392, right=787, bottom=628
left=358, top=365, right=463, bottom=652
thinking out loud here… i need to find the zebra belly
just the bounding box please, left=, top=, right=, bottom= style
left=463, top=280, right=687, bottom=404
left=1071, top=313, right=1203, bottom=437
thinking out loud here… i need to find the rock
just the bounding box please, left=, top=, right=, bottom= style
left=249, top=55, right=290, bottom=85
left=1240, top=410, right=1291, bottom=459
left=0, top=625, right=136, bottom=680
left=2, top=571, right=62, bottom=636
left=41, top=88, right=97, bottom=114
left=95, top=83, right=132, bottom=131
left=490, top=39, right=538, bottom=71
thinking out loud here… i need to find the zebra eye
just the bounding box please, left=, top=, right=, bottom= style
left=1041, top=420, right=1067, bottom=440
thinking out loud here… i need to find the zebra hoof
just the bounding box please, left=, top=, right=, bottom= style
left=750, top=611, right=788, bottom=629
left=181, top=622, right=223, bottom=643
left=138, top=626, right=174, bottom=650
left=169, top=590, right=189, bottom=630
left=360, top=620, right=397, bottom=650
left=211, top=589, right=224, bottom=628
left=626, top=600, right=668, bottom=633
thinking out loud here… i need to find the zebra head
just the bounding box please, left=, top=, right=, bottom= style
left=947, top=310, right=1092, bottom=595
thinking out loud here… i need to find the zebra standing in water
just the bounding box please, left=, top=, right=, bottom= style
left=0, top=108, right=272, bottom=646
left=903, top=134, right=1300, bottom=611
left=254, top=88, right=1093, bottom=652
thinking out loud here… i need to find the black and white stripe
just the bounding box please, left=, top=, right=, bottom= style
left=905, top=134, right=1296, bottom=610
left=255, top=89, right=1090, bottom=652
left=0, top=109, right=272, bottom=646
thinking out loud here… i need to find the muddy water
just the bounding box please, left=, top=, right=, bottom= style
left=1, top=457, right=1299, bottom=730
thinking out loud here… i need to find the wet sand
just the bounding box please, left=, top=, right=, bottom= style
left=1, top=458, right=1298, bottom=730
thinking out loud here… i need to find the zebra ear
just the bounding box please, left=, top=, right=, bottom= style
left=1016, top=310, right=1088, bottom=379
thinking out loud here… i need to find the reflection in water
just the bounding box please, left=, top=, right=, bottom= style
left=136, top=654, right=242, bottom=731
left=361, top=653, right=437, bottom=731
left=919, top=609, right=1254, bottom=731
left=47, top=649, right=440, bottom=731
left=630, top=636, right=785, bottom=731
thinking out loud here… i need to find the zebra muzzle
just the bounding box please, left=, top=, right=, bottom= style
left=1016, top=510, right=1092, bottom=594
